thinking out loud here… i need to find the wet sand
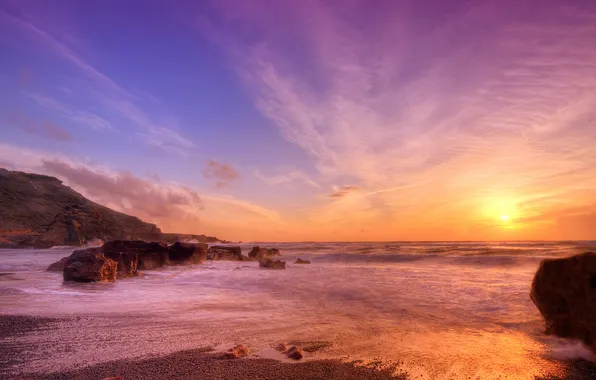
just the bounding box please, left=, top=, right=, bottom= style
left=1, top=315, right=402, bottom=380
left=20, top=348, right=404, bottom=380
left=2, top=314, right=596, bottom=380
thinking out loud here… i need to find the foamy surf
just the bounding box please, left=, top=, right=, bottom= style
left=0, top=241, right=592, bottom=378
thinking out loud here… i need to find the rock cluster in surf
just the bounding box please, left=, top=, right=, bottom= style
left=48, top=241, right=297, bottom=281
left=531, top=251, right=596, bottom=351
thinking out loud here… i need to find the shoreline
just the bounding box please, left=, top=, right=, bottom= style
left=2, top=315, right=596, bottom=379
left=1, top=315, right=402, bottom=380
left=19, top=347, right=403, bottom=380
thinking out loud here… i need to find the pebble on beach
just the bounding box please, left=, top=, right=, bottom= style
left=226, top=344, right=249, bottom=359
left=285, top=346, right=304, bottom=360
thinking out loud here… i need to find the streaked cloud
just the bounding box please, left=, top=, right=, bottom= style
left=329, top=185, right=360, bottom=198
left=26, top=92, right=113, bottom=130
left=255, top=169, right=320, bottom=188
left=198, top=0, right=596, bottom=239
left=0, top=8, right=194, bottom=152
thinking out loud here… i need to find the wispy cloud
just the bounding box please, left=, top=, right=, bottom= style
left=198, top=0, right=596, bottom=238
left=26, top=92, right=113, bottom=130
left=8, top=112, right=71, bottom=142
left=203, top=160, right=240, bottom=187
left=1, top=8, right=194, bottom=152
left=329, top=185, right=360, bottom=198
left=255, top=169, right=320, bottom=188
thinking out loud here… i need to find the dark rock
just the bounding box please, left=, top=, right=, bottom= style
left=248, top=246, right=281, bottom=260
left=102, top=240, right=170, bottom=275
left=294, top=257, right=311, bottom=264
left=530, top=252, right=596, bottom=350
left=102, top=240, right=169, bottom=271
left=284, top=346, right=304, bottom=360
left=226, top=344, right=249, bottom=359
left=274, top=343, right=287, bottom=352
left=63, top=248, right=117, bottom=282
left=207, top=245, right=249, bottom=261
left=259, top=258, right=286, bottom=270
left=46, top=257, right=69, bottom=272
left=168, top=242, right=207, bottom=265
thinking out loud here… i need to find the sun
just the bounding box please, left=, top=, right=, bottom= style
left=500, top=215, right=509, bottom=222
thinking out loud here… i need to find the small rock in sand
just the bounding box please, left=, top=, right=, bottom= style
left=284, top=346, right=304, bottom=360
left=274, top=343, right=287, bottom=352
left=294, top=257, right=311, bottom=264
left=102, top=377, right=124, bottom=380
left=226, top=344, right=249, bottom=358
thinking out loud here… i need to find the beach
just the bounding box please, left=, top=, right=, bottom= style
left=2, top=242, right=596, bottom=379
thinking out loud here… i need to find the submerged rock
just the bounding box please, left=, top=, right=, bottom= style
left=207, top=245, right=249, bottom=261
left=226, top=344, right=249, bottom=359
left=46, top=257, right=69, bottom=272
left=530, top=252, right=596, bottom=350
left=63, top=248, right=117, bottom=282
left=294, top=257, right=311, bottom=264
left=284, top=346, right=304, bottom=360
left=259, top=258, right=286, bottom=270
left=248, top=246, right=281, bottom=260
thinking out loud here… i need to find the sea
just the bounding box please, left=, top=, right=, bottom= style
left=1, top=241, right=596, bottom=379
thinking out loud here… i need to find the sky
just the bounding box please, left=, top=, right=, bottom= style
left=1, top=0, right=596, bottom=242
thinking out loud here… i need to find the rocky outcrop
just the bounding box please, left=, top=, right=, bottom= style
left=248, top=246, right=281, bottom=260
left=207, top=245, right=250, bottom=261
left=0, top=169, right=161, bottom=248
left=59, top=240, right=208, bottom=281
left=530, top=252, right=596, bottom=350
left=168, top=242, right=207, bottom=265
left=102, top=240, right=169, bottom=272
left=63, top=248, right=117, bottom=282
left=0, top=169, right=226, bottom=249
left=294, top=257, right=311, bottom=264
left=259, top=258, right=286, bottom=270
left=47, top=257, right=69, bottom=271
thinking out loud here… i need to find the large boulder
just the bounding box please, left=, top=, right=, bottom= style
left=259, top=258, right=286, bottom=270
left=63, top=248, right=117, bottom=282
left=530, top=252, right=596, bottom=350
left=102, top=240, right=169, bottom=271
left=47, top=257, right=69, bottom=271
left=248, top=246, right=281, bottom=260
left=168, top=242, right=207, bottom=265
left=207, top=245, right=249, bottom=261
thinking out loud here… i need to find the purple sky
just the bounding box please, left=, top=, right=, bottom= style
left=1, top=0, right=596, bottom=241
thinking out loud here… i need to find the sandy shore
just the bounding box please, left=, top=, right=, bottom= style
left=2, top=315, right=596, bottom=380
left=19, top=347, right=404, bottom=380
left=1, top=315, right=402, bottom=380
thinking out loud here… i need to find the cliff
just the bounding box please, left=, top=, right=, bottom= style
left=0, top=169, right=221, bottom=248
